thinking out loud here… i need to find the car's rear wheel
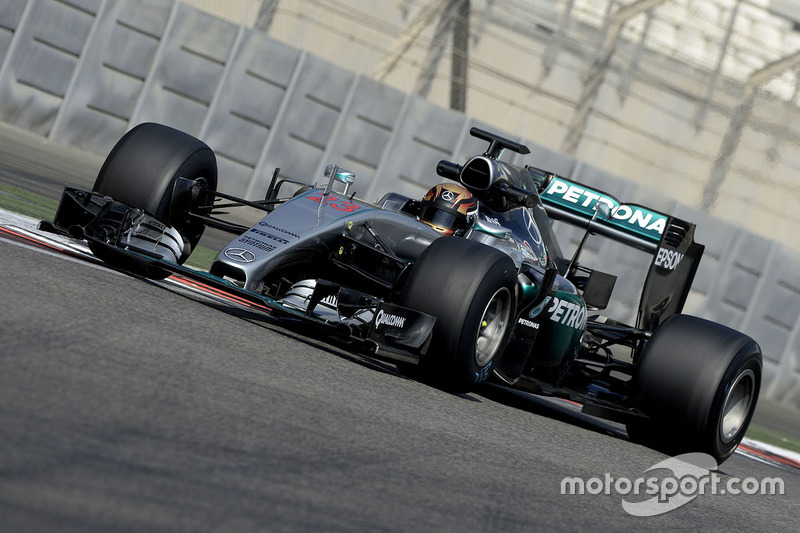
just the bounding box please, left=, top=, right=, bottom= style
left=92, top=122, right=218, bottom=264
left=627, top=314, right=762, bottom=464
left=400, top=237, right=517, bottom=391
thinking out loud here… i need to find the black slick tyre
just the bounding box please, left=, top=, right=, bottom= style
left=627, top=314, right=762, bottom=464
left=400, top=237, right=517, bottom=391
left=93, top=122, right=218, bottom=263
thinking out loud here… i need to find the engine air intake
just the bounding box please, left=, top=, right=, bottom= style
left=460, top=156, right=495, bottom=190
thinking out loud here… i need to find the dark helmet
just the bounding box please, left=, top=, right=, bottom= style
left=419, top=183, right=478, bottom=236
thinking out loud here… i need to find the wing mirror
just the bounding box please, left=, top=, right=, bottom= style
left=323, top=164, right=355, bottom=196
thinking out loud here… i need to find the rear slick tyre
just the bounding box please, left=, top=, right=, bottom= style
left=627, top=314, right=762, bottom=464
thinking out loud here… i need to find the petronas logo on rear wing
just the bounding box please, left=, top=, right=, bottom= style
left=540, top=177, right=668, bottom=246
left=534, top=174, right=703, bottom=329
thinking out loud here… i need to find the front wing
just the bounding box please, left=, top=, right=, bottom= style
left=24, top=199, right=436, bottom=366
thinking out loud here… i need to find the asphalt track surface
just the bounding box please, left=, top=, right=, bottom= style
left=1, top=124, right=799, bottom=531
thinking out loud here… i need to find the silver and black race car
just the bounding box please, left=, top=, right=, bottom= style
left=41, top=123, right=762, bottom=464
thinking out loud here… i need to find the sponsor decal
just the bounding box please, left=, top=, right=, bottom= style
left=528, top=296, right=552, bottom=319
left=374, top=309, right=407, bottom=329
left=258, top=221, right=300, bottom=239
left=133, top=225, right=165, bottom=240
left=224, top=247, right=255, bottom=263
left=548, top=297, right=587, bottom=330
left=485, top=216, right=501, bottom=226
left=249, top=228, right=290, bottom=245
left=517, top=317, right=540, bottom=329
left=544, top=178, right=616, bottom=211
left=542, top=177, right=667, bottom=241
left=146, top=219, right=166, bottom=231
left=441, top=189, right=456, bottom=201
left=655, top=247, right=684, bottom=271
left=237, top=235, right=275, bottom=253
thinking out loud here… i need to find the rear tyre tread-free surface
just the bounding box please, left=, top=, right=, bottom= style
left=627, top=314, right=762, bottom=464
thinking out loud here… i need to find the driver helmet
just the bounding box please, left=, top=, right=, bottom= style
left=419, top=183, right=478, bottom=236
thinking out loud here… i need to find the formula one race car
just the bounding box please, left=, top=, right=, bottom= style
left=40, top=123, right=761, bottom=463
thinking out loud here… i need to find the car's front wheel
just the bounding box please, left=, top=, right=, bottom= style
left=400, top=237, right=517, bottom=391
left=93, top=122, right=218, bottom=264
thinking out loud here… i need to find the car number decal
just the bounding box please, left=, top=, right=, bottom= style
left=306, top=194, right=361, bottom=212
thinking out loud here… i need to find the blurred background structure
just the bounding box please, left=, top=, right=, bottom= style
left=186, top=0, right=800, bottom=250
left=1, top=0, right=800, bottom=408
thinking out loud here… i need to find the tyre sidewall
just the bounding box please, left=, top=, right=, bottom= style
left=705, top=348, right=762, bottom=462
left=452, top=263, right=515, bottom=385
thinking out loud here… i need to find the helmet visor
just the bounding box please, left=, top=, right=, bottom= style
left=420, top=205, right=460, bottom=230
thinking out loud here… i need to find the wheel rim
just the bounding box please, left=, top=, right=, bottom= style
left=475, top=287, right=512, bottom=367
left=720, top=368, right=756, bottom=444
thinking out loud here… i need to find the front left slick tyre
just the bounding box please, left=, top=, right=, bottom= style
left=401, top=237, right=517, bottom=392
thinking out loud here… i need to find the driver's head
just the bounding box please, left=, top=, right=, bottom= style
left=419, top=183, right=477, bottom=236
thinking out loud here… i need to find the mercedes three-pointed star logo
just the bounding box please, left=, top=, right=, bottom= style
left=224, top=247, right=256, bottom=263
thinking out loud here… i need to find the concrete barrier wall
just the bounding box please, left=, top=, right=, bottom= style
left=1, top=0, right=798, bottom=409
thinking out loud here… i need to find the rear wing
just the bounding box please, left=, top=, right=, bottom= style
left=539, top=176, right=665, bottom=253
left=536, top=174, right=704, bottom=331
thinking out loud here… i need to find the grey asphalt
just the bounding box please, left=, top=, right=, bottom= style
left=1, top=238, right=798, bottom=531
left=0, top=121, right=799, bottom=531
